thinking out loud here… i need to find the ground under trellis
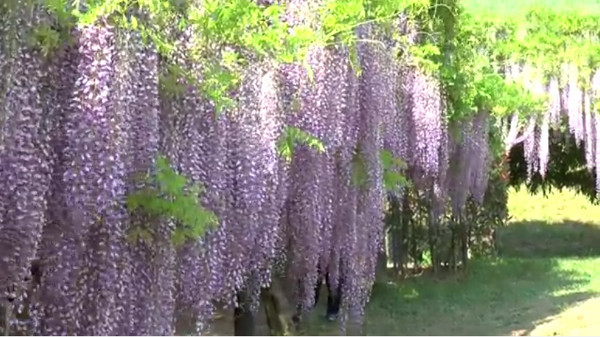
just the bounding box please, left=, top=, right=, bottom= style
left=199, top=277, right=342, bottom=336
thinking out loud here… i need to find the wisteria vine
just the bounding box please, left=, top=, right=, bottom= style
left=2, top=0, right=600, bottom=336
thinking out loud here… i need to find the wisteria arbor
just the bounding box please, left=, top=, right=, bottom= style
left=1, top=0, right=600, bottom=336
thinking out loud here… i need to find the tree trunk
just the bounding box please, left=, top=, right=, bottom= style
left=426, top=188, right=440, bottom=274
left=324, top=272, right=342, bottom=321
left=400, top=195, right=410, bottom=275
left=0, top=260, right=41, bottom=336
left=234, top=291, right=256, bottom=336
left=391, top=228, right=399, bottom=272
left=386, top=192, right=402, bottom=275
left=427, top=214, right=438, bottom=273
left=460, top=217, right=469, bottom=269
left=1, top=302, right=10, bottom=336
left=465, top=215, right=473, bottom=267
left=376, top=250, right=388, bottom=284
left=410, top=217, right=418, bottom=270
left=261, top=278, right=295, bottom=336
left=449, top=219, right=457, bottom=271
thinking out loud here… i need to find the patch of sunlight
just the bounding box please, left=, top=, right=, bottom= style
left=528, top=297, right=600, bottom=336
left=507, top=187, right=600, bottom=224
left=403, top=288, right=419, bottom=300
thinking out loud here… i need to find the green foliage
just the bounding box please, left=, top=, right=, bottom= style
left=402, top=0, right=600, bottom=150
left=437, top=10, right=547, bottom=126
left=493, top=8, right=600, bottom=85
left=350, top=149, right=410, bottom=191
left=351, top=150, right=369, bottom=189
left=462, top=2, right=600, bottom=198
left=409, top=43, right=441, bottom=73
left=31, top=0, right=436, bottom=109
left=28, top=0, right=456, bottom=167
left=455, top=4, right=600, bottom=117
left=158, top=63, right=191, bottom=97
left=416, top=1, right=600, bottom=201
left=30, top=24, right=63, bottom=57
left=126, top=155, right=218, bottom=246
left=381, top=149, right=411, bottom=192
left=276, top=126, right=325, bottom=162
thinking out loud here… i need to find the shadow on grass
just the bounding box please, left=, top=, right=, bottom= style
left=301, top=191, right=600, bottom=335
left=497, top=220, right=600, bottom=258
left=301, top=220, right=600, bottom=335
left=304, top=256, right=598, bottom=336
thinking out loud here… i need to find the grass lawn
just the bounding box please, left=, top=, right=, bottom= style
left=303, top=187, right=600, bottom=336
left=461, top=0, right=600, bottom=17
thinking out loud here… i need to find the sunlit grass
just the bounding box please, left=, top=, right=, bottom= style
left=461, top=0, right=600, bottom=17
left=507, top=187, right=600, bottom=225
left=303, top=188, right=600, bottom=336
left=529, top=297, right=600, bottom=336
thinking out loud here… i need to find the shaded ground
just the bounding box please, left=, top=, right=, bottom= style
left=301, top=188, right=600, bottom=336
left=208, top=187, right=600, bottom=336
left=304, top=258, right=599, bottom=336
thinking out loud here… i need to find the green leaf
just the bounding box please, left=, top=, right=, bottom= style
left=130, top=15, right=138, bottom=29
left=126, top=154, right=219, bottom=246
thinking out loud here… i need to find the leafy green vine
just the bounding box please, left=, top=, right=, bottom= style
left=126, top=155, right=218, bottom=246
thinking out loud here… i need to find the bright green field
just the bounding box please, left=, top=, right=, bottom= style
left=304, top=187, right=600, bottom=336
left=461, top=0, right=600, bottom=16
